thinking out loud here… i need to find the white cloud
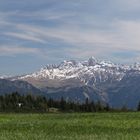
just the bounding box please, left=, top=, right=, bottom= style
left=1, top=1, right=140, bottom=63
left=9, top=20, right=140, bottom=50
left=4, top=23, right=114, bottom=45
left=22, top=10, right=75, bottom=20
left=2, top=19, right=140, bottom=61
left=0, top=45, right=40, bottom=56
left=4, top=32, right=46, bottom=44
left=113, top=20, right=140, bottom=50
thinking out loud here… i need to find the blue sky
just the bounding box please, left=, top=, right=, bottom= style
left=1, top=0, right=140, bottom=76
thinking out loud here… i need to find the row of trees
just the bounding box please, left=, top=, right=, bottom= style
left=0, top=92, right=140, bottom=112
left=0, top=92, right=111, bottom=112
left=0, top=92, right=48, bottom=112
left=47, top=98, right=110, bottom=112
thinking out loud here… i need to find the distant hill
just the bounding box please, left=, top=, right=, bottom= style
left=0, top=79, right=43, bottom=96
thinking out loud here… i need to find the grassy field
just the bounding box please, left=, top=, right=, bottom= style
left=0, top=112, right=140, bottom=140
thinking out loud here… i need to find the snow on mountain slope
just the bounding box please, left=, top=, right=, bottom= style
left=17, top=57, right=134, bottom=88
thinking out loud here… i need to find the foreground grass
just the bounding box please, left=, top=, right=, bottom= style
left=0, top=112, right=140, bottom=140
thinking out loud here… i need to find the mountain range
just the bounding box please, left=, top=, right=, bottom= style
left=1, top=57, right=140, bottom=109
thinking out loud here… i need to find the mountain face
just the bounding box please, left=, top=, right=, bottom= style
left=18, top=57, right=127, bottom=88
left=107, top=70, right=140, bottom=109
left=0, top=79, right=43, bottom=96
left=2, top=57, right=140, bottom=109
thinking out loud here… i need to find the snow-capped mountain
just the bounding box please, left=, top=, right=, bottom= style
left=2, top=57, right=140, bottom=109
left=0, top=75, right=10, bottom=79
left=18, top=57, right=132, bottom=88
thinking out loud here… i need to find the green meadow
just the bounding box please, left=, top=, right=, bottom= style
left=0, top=112, right=140, bottom=140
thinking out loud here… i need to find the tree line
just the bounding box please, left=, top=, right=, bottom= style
left=0, top=92, right=139, bottom=113
left=0, top=92, right=111, bottom=113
